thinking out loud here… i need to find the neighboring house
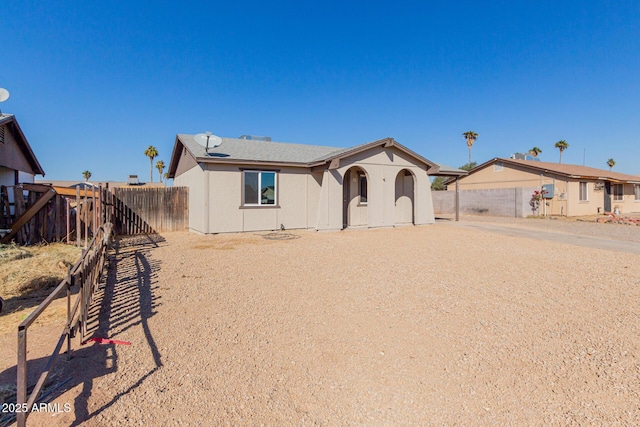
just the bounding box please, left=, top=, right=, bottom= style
left=0, top=114, right=45, bottom=186
left=167, top=134, right=451, bottom=234
left=447, top=158, right=640, bottom=216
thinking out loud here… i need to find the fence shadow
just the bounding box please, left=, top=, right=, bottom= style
left=0, top=233, right=165, bottom=426
left=107, top=187, right=188, bottom=235
left=108, top=192, right=157, bottom=236
left=70, top=233, right=165, bottom=425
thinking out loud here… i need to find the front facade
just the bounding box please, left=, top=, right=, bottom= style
left=450, top=158, right=640, bottom=216
left=168, top=134, right=441, bottom=233
left=0, top=114, right=45, bottom=187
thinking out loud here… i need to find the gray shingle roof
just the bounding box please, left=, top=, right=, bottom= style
left=431, top=163, right=468, bottom=176
left=178, top=134, right=343, bottom=164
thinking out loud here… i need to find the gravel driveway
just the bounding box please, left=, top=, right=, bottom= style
left=23, top=219, right=640, bottom=426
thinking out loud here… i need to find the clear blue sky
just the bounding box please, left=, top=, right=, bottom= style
left=3, top=1, right=639, bottom=181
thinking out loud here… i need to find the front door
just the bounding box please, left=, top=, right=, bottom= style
left=604, top=182, right=611, bottom=212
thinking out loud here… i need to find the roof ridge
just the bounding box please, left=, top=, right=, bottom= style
left=498, top=158, right=640, bottom=180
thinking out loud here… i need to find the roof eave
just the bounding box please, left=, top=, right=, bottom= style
left=195, top=157, right=312, bottom=168
left=4, top=116, right=46, bottom=176
left=166, top=135, right=185, bottom=179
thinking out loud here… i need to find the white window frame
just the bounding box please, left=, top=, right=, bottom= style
left=579, top=182, right=588, bottom=202
left=242, top=170, right=277, bottom=207
left=613, top=183, right=624, bottom=202
left=634, top=184, right=640, bottom=201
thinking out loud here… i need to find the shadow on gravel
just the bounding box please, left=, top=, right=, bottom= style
left=68, top=233, right=166, bottom=426
left=0, top=234, right=165, bottom=426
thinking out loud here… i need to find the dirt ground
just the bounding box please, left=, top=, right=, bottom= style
left=2, top=218, right=640, bottom=426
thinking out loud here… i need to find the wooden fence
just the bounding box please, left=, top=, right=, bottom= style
left=108, top=187, right=188, bottom=235
left=1, top=184, right=72, bottom=245
left=1, top=185, right=188, bottom=245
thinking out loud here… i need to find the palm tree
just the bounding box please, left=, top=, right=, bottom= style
left=529, top=147, right=542, bottom=157
left=462, top=131, right=479, bottom=165
left=144, top=146, right=158, bottom=182
left=155, top=160, right=165, bottom=183
left=82, top=170, right=92, bottom=182
left=554, top=140, right=569, bottom=163
left=607, top=158, right=616, bottom=171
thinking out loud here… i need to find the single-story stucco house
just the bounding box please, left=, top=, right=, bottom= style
left=446, top=157, right=640, bottom=216
left=167, top=134, right=463, bottom=233
left=0, top=114, right=45, bottom=186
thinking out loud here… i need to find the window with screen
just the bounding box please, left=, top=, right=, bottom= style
left=613, top=184, right=624, bottom=201
left=579, top=182, right=588, bottom=201
left=243, top=171, right=276, bottom=206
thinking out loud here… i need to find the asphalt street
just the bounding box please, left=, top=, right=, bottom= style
left=440, top=220, right=640, bottom=255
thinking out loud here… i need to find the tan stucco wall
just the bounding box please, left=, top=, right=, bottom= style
left=452, top=163, right=546, bottom=190
left=451, top=163, right=640, bottom=216
left=609, top=183, right=640, bottom=215
left=306, top=173, right=323, bottom=227
left=188, top=164, right=317, bottom=233
left=345, top=168, right=368, bottom=227
left=315, top=146, right=434, bottom=230
left=174, top=148, right=199, bottom=177
left=174, top=163, right=206, bottom=233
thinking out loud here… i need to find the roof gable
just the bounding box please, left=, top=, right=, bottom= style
left=0, top=114, right=45, bottom=176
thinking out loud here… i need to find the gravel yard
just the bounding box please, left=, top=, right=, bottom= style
left=12, top=219, right=640, bottom=425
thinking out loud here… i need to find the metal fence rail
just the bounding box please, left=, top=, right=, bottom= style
left=15, top=223, right=113, bottom=427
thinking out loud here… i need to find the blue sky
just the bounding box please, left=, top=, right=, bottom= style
left=2, top=1, right=640, bottom=181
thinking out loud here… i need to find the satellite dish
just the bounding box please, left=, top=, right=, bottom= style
left=194, top=131, right=222, bottom=152
left=0, top=88, right=9, bottom=103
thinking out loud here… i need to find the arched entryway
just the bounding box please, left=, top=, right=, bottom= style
left=395, top=169, right=415, bottom=225
left=342, top=166, right=369, bottom=229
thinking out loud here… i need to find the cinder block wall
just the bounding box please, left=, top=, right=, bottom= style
left=432, top=187, right=537, bottom=217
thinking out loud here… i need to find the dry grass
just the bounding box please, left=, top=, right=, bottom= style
left=0, top=243, right=82, bottom=335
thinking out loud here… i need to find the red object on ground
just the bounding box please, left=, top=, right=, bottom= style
left=82, top=337, right=131, bottom=346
